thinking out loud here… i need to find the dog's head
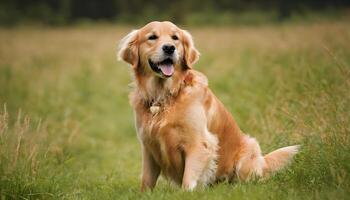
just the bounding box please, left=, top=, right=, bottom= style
left=118, top=21, right=199, bottom=78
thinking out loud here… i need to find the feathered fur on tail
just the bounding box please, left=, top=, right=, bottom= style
left=263, top=145, right=299, bottom=175
left=236, top=136, right=299, bottom=181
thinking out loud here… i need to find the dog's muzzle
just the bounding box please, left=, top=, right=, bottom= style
left=148, top=57, right=175, bottom=78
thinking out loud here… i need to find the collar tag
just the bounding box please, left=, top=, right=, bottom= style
left=150, top=105, right=160, bottom=114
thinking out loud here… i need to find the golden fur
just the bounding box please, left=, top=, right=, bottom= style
left=118, top=21, right=299, bottom=191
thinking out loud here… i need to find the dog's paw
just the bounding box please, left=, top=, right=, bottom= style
left=182, top=180, right=197, bottom=191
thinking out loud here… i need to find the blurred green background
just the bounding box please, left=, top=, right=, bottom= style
left=0, top=1, right=350, bottom=200
left=0, top=0, right=349, bottom=26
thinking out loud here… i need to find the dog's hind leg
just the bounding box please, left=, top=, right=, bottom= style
left=235, top=135, right=299, bottom=181
left=235, top=136, right=265, bottom=181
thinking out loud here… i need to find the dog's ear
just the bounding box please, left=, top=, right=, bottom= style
left=118, top=30, right=139, bottom=67
left=182, top=30, right=200, bottom=69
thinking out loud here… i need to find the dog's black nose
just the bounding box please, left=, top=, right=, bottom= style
left=162, top=44, right=175, bottom=55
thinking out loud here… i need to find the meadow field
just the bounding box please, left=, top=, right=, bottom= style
left=0, top=20, right=349, bottom=199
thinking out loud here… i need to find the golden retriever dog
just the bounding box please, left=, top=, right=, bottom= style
left=117, top=21, right=299, bottom=191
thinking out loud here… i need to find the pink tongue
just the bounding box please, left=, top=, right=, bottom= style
left=159, top=64, right=174, bottom=76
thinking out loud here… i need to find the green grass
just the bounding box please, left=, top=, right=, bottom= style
left=0, top=20, right=349, bottom=199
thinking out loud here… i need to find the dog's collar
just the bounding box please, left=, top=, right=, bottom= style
left=147, top=98, right=167, bottom=115
left=150, top=105, right=160, bottom=114
left=142, top=92, right=171, bottom=115
left=141, top=71, right=192, bottom=115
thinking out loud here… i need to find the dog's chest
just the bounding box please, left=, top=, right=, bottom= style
left=137, top=105, right=175, bottom=141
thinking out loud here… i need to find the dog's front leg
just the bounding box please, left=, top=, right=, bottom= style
left=141, top=146, right=160, bottom=192
left=182, top=143, right=209, bottom=191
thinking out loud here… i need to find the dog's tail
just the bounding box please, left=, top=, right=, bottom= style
left=236, top=136, right=299, bottom=181
left=263, top=145, right=299, bottom=175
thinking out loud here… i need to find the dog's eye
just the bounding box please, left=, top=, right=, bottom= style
left=148, top=35, right=158, bottom=40
left=172, top=35, right=179, bottom=40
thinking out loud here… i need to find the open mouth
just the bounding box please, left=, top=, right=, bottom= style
left=148, top=58, right=174, bottom=77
